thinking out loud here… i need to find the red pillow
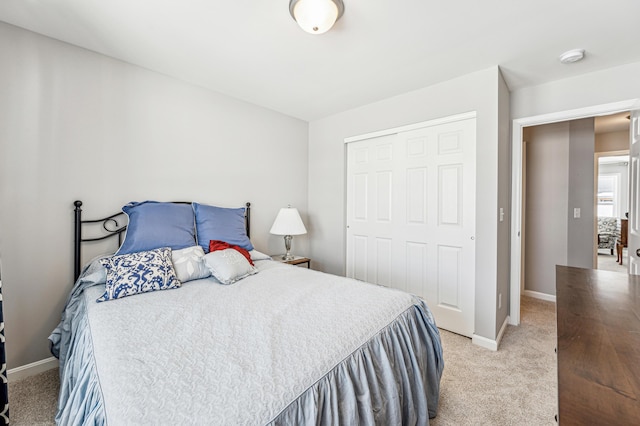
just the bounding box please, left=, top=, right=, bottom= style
left=209, top=240, right=254, bottom=266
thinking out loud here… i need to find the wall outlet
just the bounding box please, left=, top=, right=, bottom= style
left=499, top=293, right=502, bottom=309
left=574, top=208, right=581, bottom=218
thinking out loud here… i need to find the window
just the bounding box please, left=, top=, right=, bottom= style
left=597, top=174, right=619, bottom=218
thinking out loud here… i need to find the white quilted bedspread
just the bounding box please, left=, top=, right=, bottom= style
left=83, top=260, right=417, bottom=425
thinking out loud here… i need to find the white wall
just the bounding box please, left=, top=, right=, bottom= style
left=511, top=61, right=640, bottom=120
left=308, top=67, right=507, bottom=342
left=0, top=22, right=309, bottom=369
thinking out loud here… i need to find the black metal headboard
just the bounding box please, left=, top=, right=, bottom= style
left=73, top=200, right=251, bottom=281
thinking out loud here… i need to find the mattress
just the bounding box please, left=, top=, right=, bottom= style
left=49, top=258, right=444, bottom=425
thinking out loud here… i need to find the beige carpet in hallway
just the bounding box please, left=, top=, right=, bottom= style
left=432, top=296, right=557, bottom=425
left=8, top=297, right=556, bottom=425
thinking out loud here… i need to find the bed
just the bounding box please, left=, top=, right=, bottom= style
left=49, top=200, right=444, bottom=425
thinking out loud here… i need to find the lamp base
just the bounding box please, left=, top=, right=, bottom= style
left=282, top=235, right=294, bottom=261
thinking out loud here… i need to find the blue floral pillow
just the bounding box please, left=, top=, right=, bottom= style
left=98, top=248, right=181, bottom=302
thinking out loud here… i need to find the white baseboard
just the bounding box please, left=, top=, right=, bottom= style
left=523, top=290, right=556, bottom=303
left=7, top=357, right=58, bottom=382
left=472, top=333, right=498, bottom=351
left=495, top=315, right=510, bottom=348
left=472, top=315, right=510, bottom=351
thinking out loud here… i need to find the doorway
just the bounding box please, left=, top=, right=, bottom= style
left=595, top=150, right=630, bottom=272
left=510, top=100, right=638, bottom=326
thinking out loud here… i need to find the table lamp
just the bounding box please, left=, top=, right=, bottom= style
left=270, top=206, right=307, bottom=260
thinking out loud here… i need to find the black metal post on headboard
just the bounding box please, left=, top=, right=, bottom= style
left=246, top=202, right=251, bottom=238
left=74, top=200, right=83, bottom=281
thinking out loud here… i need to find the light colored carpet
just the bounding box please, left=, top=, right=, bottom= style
left=432, top=296, right=557, bottom=425
left=8, top=368, right=58, bottom=425
left=597, top=248, right=627, bottom=273
left=7, top=296, right=556, bottom=425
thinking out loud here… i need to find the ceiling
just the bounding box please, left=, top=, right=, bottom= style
left=1, top=1, right=639, bottom=121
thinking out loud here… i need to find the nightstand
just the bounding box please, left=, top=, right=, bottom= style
left=271, top=255, right=311, bottom=269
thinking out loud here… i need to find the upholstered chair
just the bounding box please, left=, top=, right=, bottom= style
left=597, top=217, right=619, bottom=254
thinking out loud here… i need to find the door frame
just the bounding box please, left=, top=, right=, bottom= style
left=510, top=99, right=638, bottom=325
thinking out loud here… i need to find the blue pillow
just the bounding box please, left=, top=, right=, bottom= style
left=193, top=203, right=253, bottom=252
left=117, top=201, right=195, bottom=255
left=98, top=248, right=181, bottom=302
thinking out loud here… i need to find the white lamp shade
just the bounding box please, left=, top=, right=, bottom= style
left=290, top=0, right=343, bottom=34
left=270, top=207, right=307, bottom=236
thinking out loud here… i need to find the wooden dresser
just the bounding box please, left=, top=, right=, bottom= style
left=556, top=266, right=640, bottom=424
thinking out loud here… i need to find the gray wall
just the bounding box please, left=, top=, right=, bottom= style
left=496, top=72, right=511, bottom=330
left=524, top=123, right=570, bottom=295
left=567, top=119, right=595, bottom=269
left=524, top=119, right=595, bottom=295
left=308, top=67, right=509, bottom=342
left=0, top=22, right=309, bottom=369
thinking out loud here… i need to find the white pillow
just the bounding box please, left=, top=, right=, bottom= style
left=249, top=249, right=272, bottom=262
left=204, top=249, right=258, bottom=285
left=172, top=246, right=211, bottom=283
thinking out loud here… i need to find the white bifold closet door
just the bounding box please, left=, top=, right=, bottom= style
left=346, top=117, right=476, bottom=337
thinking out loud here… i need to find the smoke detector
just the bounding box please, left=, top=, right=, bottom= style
left=559, top=49, right=585, bottom=64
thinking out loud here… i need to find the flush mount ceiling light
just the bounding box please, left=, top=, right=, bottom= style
left=559, top=49, right=585, bottom=64
left=289, top=0, right=344, bottom=34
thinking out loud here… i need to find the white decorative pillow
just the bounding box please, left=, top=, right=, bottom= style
left=98, top=248, right=181, bottom=302
left=203, top=249, right=258, bottom=285
left=249, top=249, right=272, bottom=262
left=171, top=246, right=211, bottom=283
